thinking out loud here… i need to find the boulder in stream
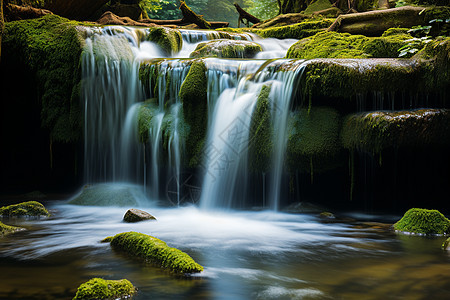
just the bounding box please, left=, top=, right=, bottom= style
left=190, top=39, right=262, bottom=58
left=0, top=221, right=24, bottom=237
left=123, top=208, right=156, bottom=222
left=73, top=278, right=136, bottom=300
left=394, top=208, right=450, bottom=235
left=443, top=237, right=450, bottom=251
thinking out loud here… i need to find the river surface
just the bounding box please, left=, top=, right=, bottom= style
left=1, top=195, right=449, bottom=299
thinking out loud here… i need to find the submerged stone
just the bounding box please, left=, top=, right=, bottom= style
left=123, top=209, right=156, bottom=223
left=190, top=39, right=262, bottom=58
left=443, top=237, right=450, bottom=251
left=73, top=278, right=136, bottom=300
left=0, top=201, right=50, bottom=217
left=106, top=231, right=204, bottom=275
left=394, top=208, right=450, bottom=235
left=341, top=109, right=450, bottom=153
left=69, top=184, right=144, bottom=207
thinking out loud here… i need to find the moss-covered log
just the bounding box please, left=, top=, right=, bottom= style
left=0, top=201, right=50, bottom=217
left=341, top=109, right=450, bottom=153
left=4, top=3, right=53, bottom=21
left=73, top=278, right=136, bottom=300
left=394, top=208, right=450, bottom=235
left=255, top=18, right=333, bottom=39
left=234, top=2, right=261, bottom=28
left=327, top=6, right=448, bottom=36
left=190, top=39, right=262, bottom=58
left=105, top=231, right=204, bottom=274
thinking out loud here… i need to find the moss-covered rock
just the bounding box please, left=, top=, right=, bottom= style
left=73, top=278, right=136, bottom=300
left=179, top=60, right=207, bottom=167
left=0, top=221, right=23, bottom=237
left=249, top=85, right=274, bottom=172
left=286, top=30, right=414, bottom=59
left=0, top=201, right=50, bottom=217
left=106, top=231, right=203, bottom=275
left=256, top=18, right=333, bottom=39
left=137, top=100, right=159, bottom=143
left=286, top=107, right=343, bottom=173
left=190, top=39, right=262, bottom=58
left=394, top=208, right=450, bottom=235
left=341, top=109, right=450, bottom=153
left=146, top=27, right=182, bottom=56
left=2, top=14, right=84, bottom=143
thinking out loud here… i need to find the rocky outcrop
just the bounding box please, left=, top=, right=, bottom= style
left=123, top=208, right=156, bottom=222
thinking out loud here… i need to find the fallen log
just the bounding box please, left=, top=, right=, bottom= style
left=4, top=3, right=52, bottom=21
left=138, top=18, right=228, bottom=28
left=253, top=13, right=310, bottom=28
left=233, top=2, right=260, bottom=28
left=97, top=11, right=156, bottom=26
left=179, top=0, right=211, bottom=29
left=327, top=6, right=430, bottom=36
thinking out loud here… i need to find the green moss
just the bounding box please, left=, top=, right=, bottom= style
left=341, top=109, right=450, bottom=153
left=0, top=201, right=50, bottom=217
left=382, top=28, right=410, bottom=37
left=179, top=60, right=207, bottom=167
left=73, top=278, right=135, bottom=300
left=146, top=27, right=182, bottom=56
left=394, top=208, right=450, bottom=235
left=249, top=85, right=273, bottom=172
left=287, top=30, right=414, bottom=59
left=107, top=231, right=203, bottom=274
left=0, top=221, right=23, bottom=237
left=2, top=15, right=85, bottom=143
left=286, top=107, right=343, bottom=173
left=137, top=100, right=159, bottom=143
left=256, top=19, right=333, bottom=39
left=190, top=40, right=262, bottom=58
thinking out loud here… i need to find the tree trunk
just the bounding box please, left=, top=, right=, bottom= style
left=234, top=3, right=260, bottom=28
left=179, top=1, right=211, bottom=29
left=327, top=6, right=428, bottom=36
left=4, top=3, right=52, bottom=21
left=0, top=0, right=3, bottom=61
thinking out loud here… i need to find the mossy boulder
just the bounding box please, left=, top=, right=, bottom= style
left=0, top=221, right=23, bottom=237
left=2, top=14, right=84, bottom=143
left=394, top=208, right=450, bottom=235
left=179, top=60, right=208, bottom=167
left=190, top=39, right=262, bottom=58
left=286, top=107, right=343, bottom=173
left=286, top=30, right=414, bottom=59
left=146, top=27, right=182, bottom=56
left=137, top=100, right=159, bottom=143
left=341, top=109, right=450, bottom=153
left=73, top=278, right=136, bottom=300
left=123, top=208, right=156, bottom=223
left=106, top=231, right=203, bottom=275
left=0, top=201, right=50, bottom=217
left=255, top=18, right=333, bottom=39
left=69, top=184, right=144, bottom=207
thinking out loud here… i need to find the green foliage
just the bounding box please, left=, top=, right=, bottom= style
left=3, top=15, right=84, bottom=143
left=248, top=0, right=279, bottom=20
left=0, top=201, right=50, bottom=217
left=394, top=208, right=450, bottom=235
left=73, top=278, right=135, bottom=300
left=107, top=231, right=204, bottom=274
